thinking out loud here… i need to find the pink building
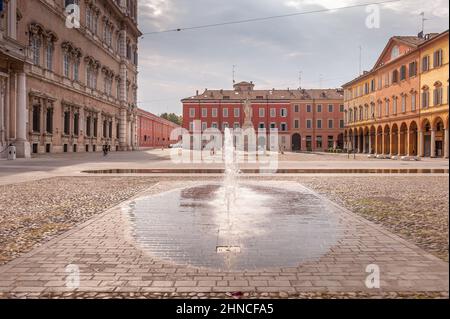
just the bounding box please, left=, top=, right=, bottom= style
left=137, top=109, right=179, bottom=148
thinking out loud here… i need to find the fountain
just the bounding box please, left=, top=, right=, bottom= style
left=125, top=129, right=340, bottom=270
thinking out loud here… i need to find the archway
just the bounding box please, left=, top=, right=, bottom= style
left=383, top=125, right=390, bottom=155
left=337, top=133, right=344, bottom=149
left=359, top=128, right=364, bottom=153
left=291, top=133, right=301, bottom=151
left=409, top=121, right=418, bottom=156
left=433, top=117, right=444, bottom=157
left=369, top=126, right=376, bottom=154
left=391, top=123, right=399, bottom=155
left=349, top=128, right=354, bottom=151
left=376, top=126, right=383, bottom=154
left=422, top=119, right=432, bottom=157
left=399, top=123, right=408, bottom=156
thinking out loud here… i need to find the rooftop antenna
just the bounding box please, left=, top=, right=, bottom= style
left=419, top=12, right=428, bottom=37
left=358, top=45, right=362, bottom=75
left=232, top=65, right=236, bottom=84
left=298, top=71, right=303, bottom=89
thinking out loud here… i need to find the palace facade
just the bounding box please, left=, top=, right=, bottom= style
left=0, top=0, right=140, bottom=158
left=343, top=30, right=449, bottom=158
left=182, top=81, right=345, bottom=151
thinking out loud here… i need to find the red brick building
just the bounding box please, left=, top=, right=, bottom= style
left=182, top=81, right=345, bottom=151
left=137, top=109, right=179, bottom=148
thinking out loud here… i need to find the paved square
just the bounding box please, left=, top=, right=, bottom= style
left=0, top=180, right=447, bottom=298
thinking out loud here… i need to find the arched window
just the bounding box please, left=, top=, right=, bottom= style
left=391, top=45, right=400, bottom=60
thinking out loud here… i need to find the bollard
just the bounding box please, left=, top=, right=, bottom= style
left=7, top=145, right=16, bottom=160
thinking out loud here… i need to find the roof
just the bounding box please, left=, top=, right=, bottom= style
left=342, top=30, right=447, bottom=88
left=182, top=88, right=343, bottom=102
left=137, top=108, right=180, bottom=127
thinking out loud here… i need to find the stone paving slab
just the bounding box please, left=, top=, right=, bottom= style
left=0, top=181, right=448, bottom=298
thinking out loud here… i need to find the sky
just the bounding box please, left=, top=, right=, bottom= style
left=136, top=0, right=449, bottom=115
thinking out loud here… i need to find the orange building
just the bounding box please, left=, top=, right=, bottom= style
left=343, top=30, right=449, bottom=158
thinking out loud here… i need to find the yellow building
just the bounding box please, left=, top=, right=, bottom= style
left=343, top=30, right=449, bottom=158
left=418, top=31, right=449, bottom=158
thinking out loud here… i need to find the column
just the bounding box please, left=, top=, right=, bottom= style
left=0, top=78, right=5, bottom=146
left=406, top=128, right=411, bottom=156
left=15, top=72, right=30, bottom=158
left=389, top=131, right=394, bottom=156
left=374, top=132, right=378, bottom=154
left=368, top=133, right=372, bottom=154
left=398, top=131, right=402, bottom=156
left=381, top=132, right=385, bottom=155
left=418, top=130, right=424, bottom=157
left=7, top=0, right=18, bottom=39
left=444, top=128, right=449, bottom=159
left=430, top=130, right=436, bottom=158
left=362, top=134, right=367, bottom=153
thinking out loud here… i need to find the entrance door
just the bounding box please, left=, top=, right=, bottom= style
left=424, top=135, right=431, bottom=157
left=292, top=134, right=301, bottom=151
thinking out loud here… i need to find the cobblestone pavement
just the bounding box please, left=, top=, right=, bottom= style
left=298, top=176, right=449, bottom=262
left=0, top=177, right=158, bottom=265
left=0, top=180, right=447, bottom=299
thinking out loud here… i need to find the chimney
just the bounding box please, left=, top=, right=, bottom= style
left=196, top=90, right=199, bottom=96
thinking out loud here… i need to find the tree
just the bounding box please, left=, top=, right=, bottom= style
left=160, top=113, right=182, bottom=126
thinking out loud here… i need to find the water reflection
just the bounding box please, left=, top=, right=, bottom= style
left=127, top=183, right=340, bottom=270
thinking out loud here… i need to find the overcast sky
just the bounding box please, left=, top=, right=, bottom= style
left=136, top=0, right=449, bottom=115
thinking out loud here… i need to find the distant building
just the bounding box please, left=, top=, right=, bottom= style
left=342, top=30, right=449, bottom=158
left=137, top=109, right=180, bottom=148
left=181, top=81, right=345, bottom=151
left=0, top=0, right=141, bottom=157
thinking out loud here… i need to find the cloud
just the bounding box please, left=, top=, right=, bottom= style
left=136, top=0, right=449, bottom=115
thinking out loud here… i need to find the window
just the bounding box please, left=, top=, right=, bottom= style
left=317, top=119, right=322, bottom=129
left=400, top=65, right=407, bottom=81
left=64, top=111, right=70, bottom=135
left=411, top=93, right=417, bottom=111
left=306, top=119, right=312, bottom=129
left=46, top=45, right=53, bottom=70
left=392, top=69, right=399, bottom=83
left=364, top=83, right=369, bottom=94
left=385, top=100, right=390, bottom=116
left=391, top=45, right=399, bottom=59
left=317, top=104, right=322, bottom=112
left=234, top=123, right=240, bottom=129
left=339, top=120, right=344, bottom=129
left=211, top=108, right=217, bottom=117
left=270, top=123, right=276, bottom=130
left=294, top=119, right=299, bottom=129
left=70, top=60, right=78, bottom=81
left=259, top=108, right=265, bottom=117
left=433, top=49, right=443, bottom=68
left=401, top=95, right=406, bottom=113
left=392, top=97, right=397, bottom=114
left=201, top=122, right=207, bottom=131
left=422, top=56, right=430, bottom=72
left=189, top=108, right=195, bottom=118
left=328, top=119, right=333, bottom=129
left=211, top=122, right=218, bottom=129
left=433, top=87, right=443, bottom=105
left=223, top=108, right=228, bottom=117
left=306, top=104, right=312, bottom=112
left=409, top=61, right=417, bottom=77
left=201, top=108, right=207, bottom=117
left=280, top=123, right=287, bottom=131
left=93, top=118, right=98, bottom=137
left=46, top=108, right=53, bottom=134
left=340, top=104, right=344, bottom=112
left=31, top=36, right=41, bottom=65
left=234, top=108, right=240, bottom=118
left=294, top=105, right=299, bottom=112
left=259, top=123, right=265, bottom=129
left=74, top=113, right=79, bottom=136
left=422, top=90, right=429, bottom=108
left=370, top=79, right=375, bottom=92
left=222, top=122, right=229, bottom=130
left=328, top=136, right=334, bottom=149
left=280, top=108, right=287, bottom=117
left=270, top=108, right=276, bottom=117
left=86, top=116, right=91, bottom=137
left=32, top=105, right=40, bottom=133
